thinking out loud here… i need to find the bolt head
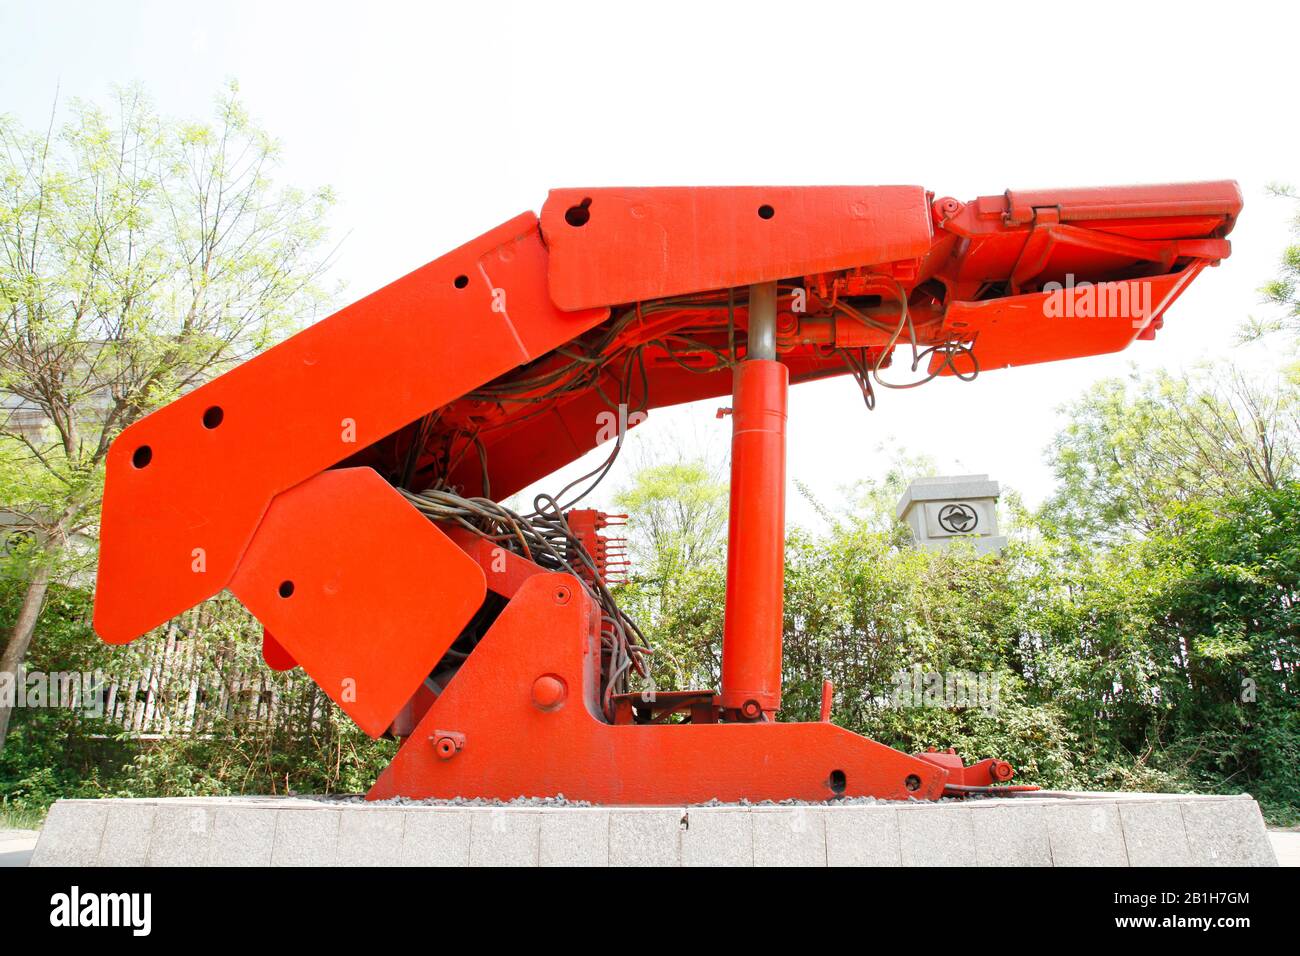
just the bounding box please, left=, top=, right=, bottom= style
left=531, top=674, right=567, bottom=711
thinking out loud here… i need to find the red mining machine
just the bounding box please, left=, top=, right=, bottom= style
left=92, top=182, right=1241, bottom=803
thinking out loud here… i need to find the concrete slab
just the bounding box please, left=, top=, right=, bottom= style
left=970, top=803, right=1053, bottom=866
left=98, top=802, right=156, bottom=866
left=1119, top=800, right=1192, bottom=866
left=540, top=807, right=609, bottom=867
left=400, top=808, right=471, bottom=866
left=608, top=807, right=682, bottom=867
left=30, top=800, right=106, bottom=866
left=1269, top=830, right=1300, bottom=867
left=29, top=792, right=1279, bottom=867
left=1181, top=798, right=1276, bottom=866
left=682, top=807, right=753, bottom=867
left=337, top=807, right=406, bottom=866
left=752, top=806, right=826, bottom=867
left=270, top=807, right=340, bottom=867
left=825, top=805, right=901, bottom=866
left=0, top=831, right=38, bottom=868
left=1043, top=801, right=1129, bottom=866
left=146, top=804, right=215, bottom=867
left=469, top=809, right=540, bottom=867
left=899, top=804, right=977, bottom=866
left=206, top=806, right=277, bottom=867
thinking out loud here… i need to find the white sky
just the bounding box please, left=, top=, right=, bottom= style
left=3, top=0, right=1297, bottom=527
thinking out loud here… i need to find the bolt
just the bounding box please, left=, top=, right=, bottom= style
left=531, top=674, right=567, bottom=711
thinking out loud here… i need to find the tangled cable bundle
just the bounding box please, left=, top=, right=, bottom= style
left=433, top=284, right=979, bottom=489
left=831, top=280, right=978, bottom=411
left=399, top=485, right=651, bottom=717
left=466, top=291, right=744, bottom=411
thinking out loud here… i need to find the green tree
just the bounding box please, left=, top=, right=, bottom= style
left=1241, top=183, right=1300, bottom=344
left=1024, top=482, right=1300, bottom=819
left=0, top=84, right=335, bottom=750
left=1146, top=484, right=1300, bottom=816
left=1040, top=367, right=1298, bottom=543
left=613, top=456, right=728, bottom=693
left=615, top=458, right=728, bottom=575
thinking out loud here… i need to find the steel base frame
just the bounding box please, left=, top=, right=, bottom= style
left=369, top=573, right=947, bottom=803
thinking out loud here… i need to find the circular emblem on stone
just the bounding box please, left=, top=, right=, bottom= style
left=937, top=502, right=978, bottom=534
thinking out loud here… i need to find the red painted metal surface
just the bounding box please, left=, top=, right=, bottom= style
left=720, top=360, right=788, bottom=717
left=913, top=748, right=1036, bottom=796
left=540, top=186, right=934, bottom=310
left=933, top=269, right=1207, bottom=375
left=95, top=214, right=607, bottom=645
left=229, top=468, right=486, bottom=736
left=261, top=630, right=297, bottom=672
left=369, top=574, right=946, bottom=802
left=91, top=181, right=1242, bottom=804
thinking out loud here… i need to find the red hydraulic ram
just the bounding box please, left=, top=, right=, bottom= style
left=721, top=282, right=789, bottom=719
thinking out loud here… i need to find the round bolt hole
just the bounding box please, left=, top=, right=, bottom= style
left=453, top=274, right=469, bottom=289
left=757, top=204, right=775, bottom=220
left=202, top=405, right=224, bottom=429
left=278, top=580, right=295, bottom=598
left=132, top=445, right=152, bottom=469
left=829, top=769, right=847, bottom=796
left=904, top=774, right=922, bottom=792
left=554, top=586, right=571, bottom=605
left=564, top=197, right=592, bottom=227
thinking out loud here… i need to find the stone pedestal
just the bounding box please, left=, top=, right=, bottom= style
left=30, top=791, right=1277, bottom=867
